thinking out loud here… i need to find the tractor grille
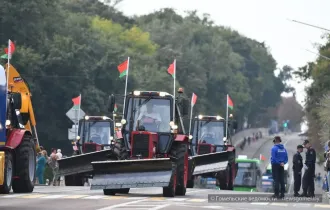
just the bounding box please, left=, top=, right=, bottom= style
left=198, top=145, right=211, bottom=155
left=84, top=144, right=97, bottom=153
left=132, top=134, right=150, bottom=158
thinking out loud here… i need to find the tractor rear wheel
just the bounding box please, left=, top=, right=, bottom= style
left=175, top=143, right=188, bottom=195
left=12, top=136, right=36, bottom=193
left=218, top=164, right=233, bottom=190
left=113, top=139, right=128, bottom=160
left=0, top=151, right=13, bottom=194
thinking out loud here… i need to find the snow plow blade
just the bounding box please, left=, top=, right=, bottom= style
left=192, top=151, right=229, bottom=175
left=91, top=158, right=173, bottom=190
left=58, top=150, right=115, bottom=176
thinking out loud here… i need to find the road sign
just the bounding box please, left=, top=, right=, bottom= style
left=68, top=125, right=78, bottom=140
left=66, top=106, right=85, bottom=123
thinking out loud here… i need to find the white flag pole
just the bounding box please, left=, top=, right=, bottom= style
left=226, top=94, right=229, bottom=138
left=122, top=57, right=129, bottom=117
left=5, top=40, right=11, bottom=113
left=173, top=59, right=176, bottom=121
left=189, top=98, right=193, bottom=135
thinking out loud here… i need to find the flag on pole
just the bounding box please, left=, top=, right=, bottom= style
left=117, top=59, right=128, bottom=78
left=72, top=95, right=81, bottom=109
left=167, top=62, right=175, bottom=78
left=227, top=95, right=234, bottom=110
left=1, top=40, right=15, bottom=59
left=114, top=104, right=118, bottom=112
left=191, top=93, right=197, bottom=107
left=260, top=154, right=266, bottom=161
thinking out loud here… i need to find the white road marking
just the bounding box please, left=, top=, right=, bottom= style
left=41, top=194, right=69, bottom=198
left=293, top=203, right=311, bottom=207
left=83, top=195, right=107, bottom=199
left=187, top=189, right=207, bottom=194
left=95, top=199, right=170, bottom=210
left=250, top=202, right=269, bottom=205
left=126, top=197, right=149, bottom=199
left=1, top=194, right=24, bottom=198
left=96, top=199, right=149, bottom=210
left=166, top=198, right=187, bottom=201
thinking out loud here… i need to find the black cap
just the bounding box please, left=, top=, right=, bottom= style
left=273, top=136, right=282, bottom=143
left=297, top=145, right=303, bottom=149
left=303, top=140, right=309, bottom=145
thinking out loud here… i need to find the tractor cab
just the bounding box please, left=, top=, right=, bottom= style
left=75, top=116, right=114, bottom=154
left=191, top=115, right=226, bottom=155
left=116, top=90, right=189, bottom=158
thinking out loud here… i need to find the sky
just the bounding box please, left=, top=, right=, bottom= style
left=115, top=0, right=330, bottom=106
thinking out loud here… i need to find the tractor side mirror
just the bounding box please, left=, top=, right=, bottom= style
left=12, top=92, right=22, bottom=110
left=107, top=94, right=115, bottom=112
left=181, top=98, right=189, bottom=116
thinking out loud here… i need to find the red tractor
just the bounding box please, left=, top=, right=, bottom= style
left=188, top=115, right=237, bottom=190
left=91, top=90, right=193, bottom=197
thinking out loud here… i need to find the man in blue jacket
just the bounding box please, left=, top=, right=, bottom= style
left=271, top=136, right=288, bottom=198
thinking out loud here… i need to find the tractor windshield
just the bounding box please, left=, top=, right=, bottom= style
left=234, top=162, right=257, bottom=187
left=192, top=120, right=224, bottom=145
left=124, top=97, right=172, bottom=133
left=79, top=121, right=113, bottom=145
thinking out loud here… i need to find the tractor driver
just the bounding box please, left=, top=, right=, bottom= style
left=137, top=102, right=162, bottom=131
left=199, top=127, right=216, bottom=144
left=90, top=126, right=102, bottom=144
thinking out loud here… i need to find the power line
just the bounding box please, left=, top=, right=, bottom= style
left=288, top=19, right=330, bottom=32
left=305, top=49, right=330, bottom=61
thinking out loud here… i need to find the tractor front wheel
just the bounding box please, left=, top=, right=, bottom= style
left=175, top=143, right=188, bottom=195
left=0, top=151, right=13, bottom=194
left=12, top=136, right=36, bottom=193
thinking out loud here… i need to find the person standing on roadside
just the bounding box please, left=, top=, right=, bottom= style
left=301, top=140, right=316, bottom=197
left=324, top=140, right=330, bottom=192
left=48, top=148, right=59, bottom=186
left=270, top=136, right=288, bottom=198
left=293, top=145, right=303, bottom=196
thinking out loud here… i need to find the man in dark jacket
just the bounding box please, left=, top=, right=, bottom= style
left=271, top=136, right=288, bottom=198
left=302, top=140, right=316, bottom=197
left=293, top=145, right=303, bottom=196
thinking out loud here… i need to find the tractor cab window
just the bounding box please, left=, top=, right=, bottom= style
left=80, top=121, right=112, bottom=145
left=125, top=97, right=171, bottom=133
left=192, top=120, right=224, bottom=145
left=234, top=162, right=257, bottom=187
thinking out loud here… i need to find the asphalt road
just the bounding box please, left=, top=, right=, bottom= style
left=0, top=186, right=329, bottom=210
left=1, top=133, right=329, bottom=210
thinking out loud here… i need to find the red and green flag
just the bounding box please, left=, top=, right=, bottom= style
left=227, top=95, right=233, bottom=110
left=191, top=93, right=197, bottom=107
left=72, top=95, right=81, bottom=109
left=117, top=59, right=128, bottom=78
left=1, top=40, right=15, bottom=59
left=114, top=104, right=117, bottom=112
left=167, top=61, right=175, bottom=78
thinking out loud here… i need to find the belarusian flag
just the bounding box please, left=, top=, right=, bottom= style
left=72, top=95, right=81, bottom=109
left=227, top=95, right=233, bottom=110
left=167, top=61, right=175, bottom=78
left=191, top=93, right=197, bottom=107
left=114, top=104, right=117, bottom=112
left=1, top=40, right=15, bottom=59
left=260, top=154, right=266, bottom=161
left=117, top=60, right=128, bottom=78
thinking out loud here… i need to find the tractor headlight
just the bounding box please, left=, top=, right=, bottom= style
left=5, top=120, right=10, bottom=126
left=133, top=91, right=140, bottom=96
left=223, top=137, right=227, bottom=141
left=189, top=135, right=193, bottom=140
left=85, top=116, right=89, bottom=120
left=110, top=136, right=114, bottom=140
left=121, top=119, right=127, bottom=125
left=169, top=121, right=175, bottom=126
left=115, top=123, right=122, bottom=127
left=76, top=136, right=81, bottom=140
left=171, top=124, right=178, bottom=129
left=159, top=92, right=166, bottom=97
left=198, top=115, right=203, bottom=119
left=216, top=116, right=221, bottom=120
left=102, top=116, right=107, bottom=120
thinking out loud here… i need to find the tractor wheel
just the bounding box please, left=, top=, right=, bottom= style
left=218, top=164, right=233, bottom=190
left=175, top=143, right=188, bottom=195
left=163, top=163, right=177, bottom=197
left=113, top=139, right=128, bottom=160
left=103, top=189, right=117, bottom=195
left=118, top=188, right=130, bottom=194
left=227, top=163, right=234, bottom=190
left=12, top=136, right=36, bottom=193
left=0, top=151, right=13, bottom=194
left=187, top=177, right=195, bottom=188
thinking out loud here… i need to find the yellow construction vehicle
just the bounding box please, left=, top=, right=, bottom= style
left=0, top=63, right=39, bottom=194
